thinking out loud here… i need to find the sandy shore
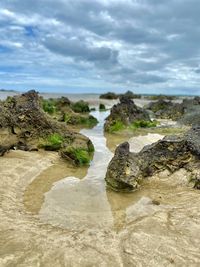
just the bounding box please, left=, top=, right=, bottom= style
left=1, top=145, right=200, bottom=266
left=0, top=150, right=123, bottom=267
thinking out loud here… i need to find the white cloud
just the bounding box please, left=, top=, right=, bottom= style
left=0, top=0, right=200, bottom=94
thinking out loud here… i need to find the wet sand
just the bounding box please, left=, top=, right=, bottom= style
left=0, top=111, right=200, bottom=266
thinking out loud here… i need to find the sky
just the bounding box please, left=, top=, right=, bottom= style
left=0, top=0, right=200, bottom=95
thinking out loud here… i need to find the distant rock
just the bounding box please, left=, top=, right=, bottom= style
left=146, top=99, right=184, bottom=120
left=99, top=92, right=118, bottom=100
left=104, top=96, right=151, bottom=132
left=118, top=90, right=141, bottom=99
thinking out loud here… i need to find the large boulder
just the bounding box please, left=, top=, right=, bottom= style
left=105, top=127, right=200, bottom=191
left=104, top=96, right=151, bottom=132
left=0, top=90, right=94, bottom=165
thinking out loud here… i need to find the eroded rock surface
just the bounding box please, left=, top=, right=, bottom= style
left=0, top=90, right=94, bottom=164
left=146, top=99, right=184, bottom=120
left=105, top=127, right=200, bottom=191
left=104, top=96, right=151, bottom=132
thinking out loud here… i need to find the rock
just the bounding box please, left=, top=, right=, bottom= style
left=71, top=100, right=90, bottom=113
left=0, top=145, right=9, bottom=156
left=99, top=92, right=118, bottom=99
left=41, top=96, right=98, bottom=128
left=104, top=96, right=151, bottom=132
left=99, top=103, right=106, bottom=111
left=146, top=95, right=176, bottom=101
left=105, top=128, right=200, bottom=191
left=147, top=97, right=200, bottom=122
left=182, top=96, right=200, bottom=109
left=0, top=91, right=94, bottom=165
left=118, top=90, right=141, bottom=99
left=146, top=99, right=184, bottom=120
left=105, top=142, right=140, bottom=191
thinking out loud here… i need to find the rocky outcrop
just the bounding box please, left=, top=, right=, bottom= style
left=104, top=96, right=151, bottom=132
left=146, top=99, right=184, bottom=120
left=99, top=92, right=118, bottom=99
left=41, top=96, right=98, bottom=128
left=0, top=90, right=94, bottom=164
left=147, top=97, right=200, bottom=122
left=177, top=98, right=200, bottom=126
left=105, top=127, right=200, bottom=191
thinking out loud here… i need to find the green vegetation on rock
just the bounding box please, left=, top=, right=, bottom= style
left=71, top=100, right=90, bottom=113
left=61, top=147, right=93, bottom=166
left=107, top=120, right=158, bottom=133
left=129, top=120, right=158, bottom=130
left=63, top=113, right=98, bottom=127
left=42, top=99, right=57, bottom=114
left=39, top=133, right=64, bottom=151
left=108, top=120, right=126, bottom=133
left=99, top=103, right=106, bottom=111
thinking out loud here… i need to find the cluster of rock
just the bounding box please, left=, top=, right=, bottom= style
left=146, top=96, right=200, bottom=122
left=0, top=90, right=94, bottom=165
left=146, top=99, right=184, bottom=120
left=104, top=96, right=151, bottom=132
left=105, top=126, right=200, bottom=191
left=41, top=96, right=98, bottom=127
left=100, top=90, right=141, bottom=100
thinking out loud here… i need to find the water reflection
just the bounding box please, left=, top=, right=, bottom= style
left=25, top=111, right=169, bottom=232
left=38, top=111, right=115, bottom=229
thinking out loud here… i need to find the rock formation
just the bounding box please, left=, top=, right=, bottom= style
left=0, top=90, right=94, bottom=165
left=104, top=96, right=151, bottom=132
left=146, top=99, right=184, bottom=120
left=105, top=126, right=200, bottom=191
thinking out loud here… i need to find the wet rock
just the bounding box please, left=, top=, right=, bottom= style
left=0, top=91, right=94, bottom=165
left=105, top=142, right=140, bottom=191
left=104, top=96, right=151, bottom=132
left=105, top=128, right=200, bottom=191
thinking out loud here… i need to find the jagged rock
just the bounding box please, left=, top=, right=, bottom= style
left=104, top=96, right=150, bottom=132
left=0, top=90, right=94, bottom=165
left=146, top=99, right=184, bottom=120
left=105, top=127, right=200, bottom=191
left=105, top=142, right=140, bottom=191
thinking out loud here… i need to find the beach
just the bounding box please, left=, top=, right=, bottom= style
left=0, top=97, right=200, bottom=266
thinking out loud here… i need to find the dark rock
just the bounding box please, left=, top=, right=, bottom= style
left=99, top=92, right=118, bottom=99
left=118, top=90, right=141, bottom=99
left=146, top=99, right=184, bottom=120
left=0, top=145, right=9, bottom=156
left=0, top=91, right=94, bottom=164
left=99, top=103, right=106, bottom=110
left=104, top=96, right=150, bottom=132
left=105, top=127, right=200, bottom=191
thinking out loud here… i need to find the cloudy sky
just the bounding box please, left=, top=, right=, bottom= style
left=0, top=0, right=200, bottom=95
